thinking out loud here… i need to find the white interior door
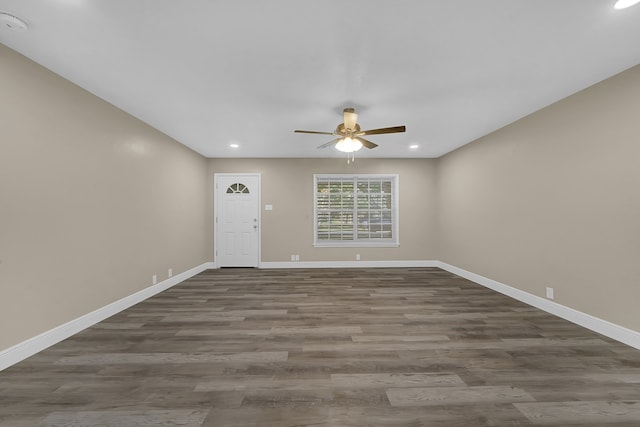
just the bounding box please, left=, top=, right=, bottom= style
left=215, top=174, right=260, bottom=267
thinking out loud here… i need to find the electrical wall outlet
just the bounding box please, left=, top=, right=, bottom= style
left=356, top=254, right=361, bottom=261
left=291, top=255, right=296, bottom=261
left=168, top=268, right=173, bottom=278
left=152, top=274, right=158, bottom=285
left=546, top=287, right=554, bottom=300
left=295, top=254, right=300, bottom=261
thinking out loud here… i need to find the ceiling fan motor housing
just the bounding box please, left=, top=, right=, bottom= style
left=336, top=123, right=361, bottom=136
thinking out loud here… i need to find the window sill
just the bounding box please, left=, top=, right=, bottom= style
left=313, top=242, right=400, bottom=248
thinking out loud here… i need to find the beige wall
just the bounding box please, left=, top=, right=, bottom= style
left=437, top=65, right=640, bottom=332
left=0, top=44, right=210, bottom=350
left=208, top=158, right=438, bottom=263
left=3, top=37, right=639, bottom=355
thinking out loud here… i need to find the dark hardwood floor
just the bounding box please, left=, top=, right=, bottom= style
left=1, top=267, right=640, bottom=426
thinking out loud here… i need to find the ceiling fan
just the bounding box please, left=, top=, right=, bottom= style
left=294, top=108, right=406, bottom=153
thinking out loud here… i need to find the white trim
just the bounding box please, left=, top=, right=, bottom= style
left=313, top=242, right=400, bottom=248
left=264, top=259, right=640, bottom=349
left=0, top=262, right=215, bottom=372
left=436, top=261, right=640, bottom=350
left=4, top=259, right=637, bottom=372
left=260, top=260, right=439, bottom=269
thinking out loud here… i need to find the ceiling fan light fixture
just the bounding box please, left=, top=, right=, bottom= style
left=614, top=0, right=640, bottom=9
left=295, top=107, right=405, bottom=156
left=335, top=137, right=363, bottom=153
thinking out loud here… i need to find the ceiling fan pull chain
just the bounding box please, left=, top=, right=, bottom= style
left=347, top=151, right=355, bottom=164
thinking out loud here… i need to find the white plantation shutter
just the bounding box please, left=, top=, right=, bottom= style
left=314, top=174, right=399, bottom=247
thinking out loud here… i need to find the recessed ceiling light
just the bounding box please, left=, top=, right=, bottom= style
left=409, top=144, right=419, bottom=149
left=229, top=143, right=239, bottom=148
left=614, top=0, right=640, bottom=9
left=0, top=12, right=29, bottom=32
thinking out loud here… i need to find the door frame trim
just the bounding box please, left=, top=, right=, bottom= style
left=213, top=173, right=262, bottom=268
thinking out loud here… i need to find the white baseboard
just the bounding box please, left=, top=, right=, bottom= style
left=3, top=260, right=637, bottom=371
left=0, top=262, right=215, bottom=371
left=260, top=259, right=640, bottom=349
left=436, top=261, right=640, bottom=350
left=260, top=260, right=440, bottom=269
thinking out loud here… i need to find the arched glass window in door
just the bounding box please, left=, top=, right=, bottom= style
left=226, top=183, right=250, bottom=194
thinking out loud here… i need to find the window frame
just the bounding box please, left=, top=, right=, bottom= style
left=313, top=174, right=400, bottom=248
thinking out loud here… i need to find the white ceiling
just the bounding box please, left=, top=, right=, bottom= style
left=1, top=1, right=639, bottom=159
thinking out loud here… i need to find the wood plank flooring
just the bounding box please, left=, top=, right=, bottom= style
left=1, top=267, right=640, bottom=426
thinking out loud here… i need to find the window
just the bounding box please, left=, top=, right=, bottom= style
left=226, top=183, right=250, bottom=194
left=314, top=174, right=399, bottom=247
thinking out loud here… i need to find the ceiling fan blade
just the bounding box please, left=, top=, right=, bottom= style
left=317, top=138, right=341, bottom=149
left=357, top=125, right=406, bottom=136
left=343, top=108, right=358, bottom=131
left=294, top=130, right=336, bottom=136
left=355, top=137, right=378, bottom=149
